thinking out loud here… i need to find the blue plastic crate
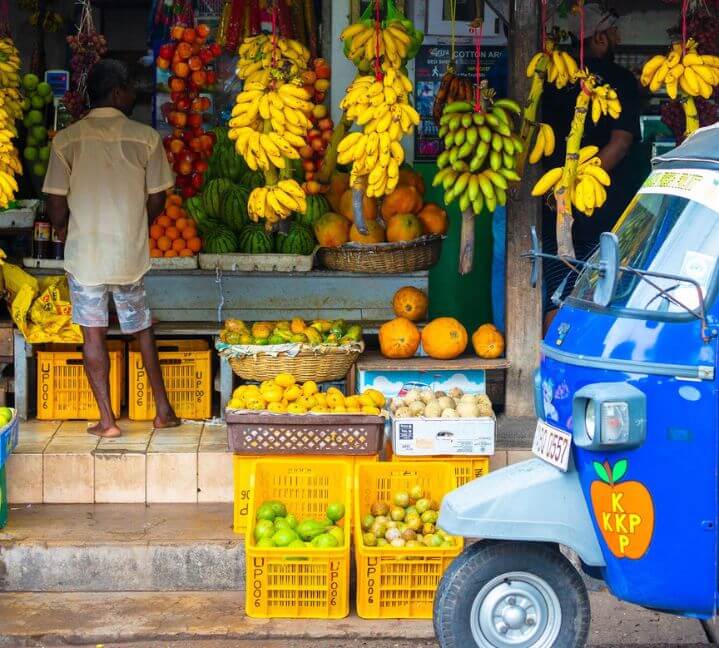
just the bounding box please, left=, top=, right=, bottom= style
left=0, top=410, right=19, bottom=469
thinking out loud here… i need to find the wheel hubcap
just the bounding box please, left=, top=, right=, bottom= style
left=470, top=571, right=562, bottom=647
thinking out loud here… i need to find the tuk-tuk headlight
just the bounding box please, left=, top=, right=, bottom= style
left=584, top=401, right=596, bottom=440
left=601, top=401, right=630, bottom=444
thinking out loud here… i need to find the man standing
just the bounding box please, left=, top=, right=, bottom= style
left=43, top=59, right=179, bottom=437
left=542, top=4, right=642, bottom=328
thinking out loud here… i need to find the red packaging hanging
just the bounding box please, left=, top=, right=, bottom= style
left=374, top=0, right=383, bottom=80
left=471, top=20, right=484, bottom=112
left=225, top=0, right=244, bottom=51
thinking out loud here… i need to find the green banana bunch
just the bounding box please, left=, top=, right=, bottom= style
left=432, top=98, right=523, bottom=214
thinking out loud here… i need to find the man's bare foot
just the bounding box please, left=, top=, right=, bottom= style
left=87, top=421, right=122, bottom=438
left=153, top=413, right=181, bottom=429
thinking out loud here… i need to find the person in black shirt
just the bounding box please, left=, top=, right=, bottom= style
left=542, top=4, right=642, bottom=329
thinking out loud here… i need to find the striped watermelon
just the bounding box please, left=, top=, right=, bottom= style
left=240, top=169, right=265, bottom=191
left=202, top=178, right=235, bottom=219
left=275, top=224, right=316, bottom=255
left=221, top=186, right=249, bottom=233
left=295, top=194, right=330, bottom=228
left=186, top=196, right=217, bottom=235
left=203, top=227, right=239, bottom=254
left=238, top=224, right=274, bottom=254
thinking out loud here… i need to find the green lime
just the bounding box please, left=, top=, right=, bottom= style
left=26, top=134, right=40, bottom=147
left=30, top=125, right=47, bottom=141
left=23, top=146, right=38, bottom=162
left=21, top=98, right=31, bottom=112
left=37, top=81, right=52, bottom=97
left=38, top=146, right=50, bottom=162
left=30, top=95, right=45, bottom=110
left=31, top=162, right=47, bottom=177
left=22, top=73, right=39, bottom=91
left=26, top=110, right=43, bottom=127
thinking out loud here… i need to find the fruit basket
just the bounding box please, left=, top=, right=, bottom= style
left=317, top=235, right=443, bottom=274
left=245, top=457, right=353, bottom=619
left=354, top=461, right=463, bottom=619
left=226, top=409, right=385, bottom=455
left=218, top=341, right=364, bottom=383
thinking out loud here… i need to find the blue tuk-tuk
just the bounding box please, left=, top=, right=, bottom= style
left=434, top=123, right=719, bottom=648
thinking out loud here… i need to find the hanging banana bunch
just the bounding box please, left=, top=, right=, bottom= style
left=236, top=35, right=311, bottom=85
left=0, top=36, right=22, bottom=208
left=336, top=68, right=420, bottom=198
left=641, top=38, right=719, bottom=137
left=432, top=97, right=523, bottom=215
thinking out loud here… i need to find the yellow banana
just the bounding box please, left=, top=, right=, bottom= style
left=532, top=167, right=563, bottom=196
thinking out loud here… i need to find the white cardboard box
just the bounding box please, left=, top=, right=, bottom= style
left=391, top=416, right=495, bottom=456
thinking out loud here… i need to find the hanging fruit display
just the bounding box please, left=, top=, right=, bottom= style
left=299, top=58, right=334, bottom=190
left=0, top=36, right=22, bottom=207
left=21, top=72, right=53, bottom=178
left=236, top=35, right=311, bottom=85
left=156, top=23, right=221, bottom=199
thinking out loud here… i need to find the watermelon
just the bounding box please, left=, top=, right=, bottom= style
left=295, top=194, right=330, bottom=228
left=240, top=169, right=265, bottom=191
left=275, top=224, right=316, bottom=255
left=203, top=178, right=235, bottom=219
left=203, top=227, right=239, bottom=254
left=238, top=224, right=274, bottom=254
left=220, top=148, right=247, bottom=181
left=186, top=196, right=217, bottom=234
left=221, top=186, right=249, bottom=232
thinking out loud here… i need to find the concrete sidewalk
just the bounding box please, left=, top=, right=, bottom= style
left=0, top=589, right=709, bottom=647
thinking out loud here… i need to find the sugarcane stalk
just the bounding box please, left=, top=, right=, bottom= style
left=554, top=82, right=592, bottom=258
left=316, top=113, right=351, bottom=185
left=516, top=57, right=549, bottom=176
left=352, top=175, right=369, bottom=235
left=682, top=96, right=699, bottom=137
left=458, top=209, right=475, bottom=275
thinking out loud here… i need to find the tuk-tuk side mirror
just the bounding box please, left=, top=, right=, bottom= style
left=593, top=232, right=620, bottom=308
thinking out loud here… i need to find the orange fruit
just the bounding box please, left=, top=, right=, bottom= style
left=164, top=249, right=178, bottom=258
left=149, top=237, right=157, bottom=250
left=157, top=215, right=171, bottom=228
left=157, top=236, right=172, bottom=252
left=182, top=226, right=197, bottom=240
left=166, top=205, right=181, bottom=220
left=175, top=217, right=189, bottom=231
left=187, top=237, right=202, bottom=252
left=166, top=194, right=182, bottom=207
left=165, top=226, right=180, bottom=240
left=150, top=248, right=163, bottom=258
left=171, top=238, right=186, bottom=252
left=149, top=224, right=165, bottom=240
left=179, top=248, right=194, bottom=257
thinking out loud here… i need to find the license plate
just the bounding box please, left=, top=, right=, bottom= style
left=532, top=420, right=572, bottom=471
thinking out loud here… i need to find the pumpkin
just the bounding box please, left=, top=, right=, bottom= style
left=379, top=317, right=421, bottom=359
left=386, top=213, right=424, bottom=243
left=313, top=212, right=351, bottom=247
left=326, top=172, right=350, bottom=212
left=350, top=220, right=386, bottom=244
left=339, top=188, right=377, bottom=222
left=398, top=168, right=426, bottom=195
left=392, top=286, right=428, bottom=322
left=472, top=323, right=505, bottom=358
left=381, top=185, right=424, bottom=220
left=418, top=203, right=449, bottom=235
left=421, top=317, right=468, bottom=360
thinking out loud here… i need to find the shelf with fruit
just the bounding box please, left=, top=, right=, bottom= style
left=0, top=36, right=22, bottom=208
left=149, top=193, right=202, bottom=259
left=388, top=387, right=494, bottom=420
left=219, top=318, right=363, bottom=348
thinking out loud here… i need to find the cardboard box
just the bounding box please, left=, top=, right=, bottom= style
left=358, top=369, right=487, bottom=397
left=391, top=416, right=495, bottom=456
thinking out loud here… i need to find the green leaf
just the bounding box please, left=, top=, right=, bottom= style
left=612, top=459, right=628, bottom=483
left=593, top=461, right=610, bottom=483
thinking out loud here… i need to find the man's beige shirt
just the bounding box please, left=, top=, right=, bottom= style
left=43, top=107, right=174, bottom=286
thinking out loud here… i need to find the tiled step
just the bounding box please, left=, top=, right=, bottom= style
left=0, top=503, right=242, bottom=592
left=6, top=420, right=232, bottom=504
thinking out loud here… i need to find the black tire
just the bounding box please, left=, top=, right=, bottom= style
left=434, top=541, right=590, bottom=648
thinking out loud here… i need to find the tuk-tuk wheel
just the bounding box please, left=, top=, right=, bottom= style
left=434, top=541, right=590, bottom=648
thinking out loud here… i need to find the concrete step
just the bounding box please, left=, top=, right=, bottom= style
left=0, top=503, right=242, bottom=592
left=0, top=590, right=708, bottom=647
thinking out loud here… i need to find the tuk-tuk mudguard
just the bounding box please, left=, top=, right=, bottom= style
left=439, top=458, right=606, bottom=567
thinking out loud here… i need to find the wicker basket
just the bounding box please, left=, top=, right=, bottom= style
left=226, top=343, right=363, bottom=382
left=226, top=410, right=384, bottom=455
left=318, top=236, right=443, bottom=273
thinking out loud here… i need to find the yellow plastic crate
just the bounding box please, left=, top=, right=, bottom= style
left=233, top=453, right=377, bottom=534
left=36, top=341, right=124, bottom=420
left=246, top=457, right=353, bottom=619
left=354, top=461, right=463, bottom=619
left=391, top=453, right=491, bottom=487
left=128, top=339, right=211, bottom=420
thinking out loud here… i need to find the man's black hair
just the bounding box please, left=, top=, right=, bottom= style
left=87, top=59, right=131, bottom=106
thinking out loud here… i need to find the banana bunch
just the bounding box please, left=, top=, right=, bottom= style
left=236, top=35, right=311, bottom=83
left=589, top=82, right=622, bottom=123
left=340, top=18, right=423, bottom=70
left=432, top=99, right=523, bottom=214
left=528, top=123, right=556, bottom=164
left=526, top=41, right=579, bottom=90
left=641, top=39, right=719, bottom=100
left=229, top=80, right=312, bottom=170
left=532, top=146, right=610, bottom=217
left=337, top=68, right=420, bottom=197
left=0, top=37, right=20, bottom=89
left=0, top=37, right=21, bottom=207
left=247, top=180, right=307, bottom=225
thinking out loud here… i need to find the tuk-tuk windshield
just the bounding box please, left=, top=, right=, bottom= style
left=570, top=192, right=719, bottom=317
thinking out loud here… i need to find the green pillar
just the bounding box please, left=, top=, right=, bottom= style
left=415, top=162, right=494, bottom=332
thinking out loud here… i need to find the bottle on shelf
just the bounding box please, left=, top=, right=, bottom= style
left=33, top=200, right=50, bottom=259
left=51, top=228, right=64, bottom=260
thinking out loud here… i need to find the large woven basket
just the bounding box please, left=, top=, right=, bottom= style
left=318, top=236, right=443, bottom=273
left=226, top=343, right=363, bottom=383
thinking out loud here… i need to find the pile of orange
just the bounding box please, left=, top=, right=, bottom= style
left=149, top=194, right=203, bottom=258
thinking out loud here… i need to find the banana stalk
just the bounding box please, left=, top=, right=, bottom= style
left=554, top=86, right=592, bottom=258
left=262, top=119, right=279, bottom=186
left=517, top=56, right=549, bottom=176
left=316, top=113, right=351, bottom=185
left=682, top=96, right=699, bottom=137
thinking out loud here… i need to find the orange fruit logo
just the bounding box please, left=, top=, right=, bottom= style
left=590, top=460, right=654, bottom=559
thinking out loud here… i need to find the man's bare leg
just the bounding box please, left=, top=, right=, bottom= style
left=134, top=326, right=180, bottom=428
left=81, top=326, right=122, bottom=438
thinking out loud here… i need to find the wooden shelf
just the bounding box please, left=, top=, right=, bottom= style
left=356, top=350, right=510, bottom=371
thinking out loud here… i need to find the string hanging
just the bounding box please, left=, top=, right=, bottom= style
left=681, top=0, right=689, bottom=55
left=540, top=0, right=548, bottom=52
left=449, top=0, right=457, bottom=64
left=374, top=0, right=383, bottom=80
left=578, top=1, right=585, bottom=71
left=270, top=3, right=279, bottom=69
left=471, top=20, right=484, bottom=112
